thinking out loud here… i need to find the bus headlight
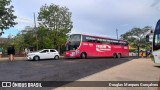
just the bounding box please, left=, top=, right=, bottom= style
left=70, top=52, right=75, bottom=56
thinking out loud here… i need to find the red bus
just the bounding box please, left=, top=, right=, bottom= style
left=64, top=34, right=129, bottom=59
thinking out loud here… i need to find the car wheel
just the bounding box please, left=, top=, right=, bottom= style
left=81, top=53, right=87, bottom=59
left=33, top=56, right=40, bottom=61
left=54, top=55, right=59, bottom=60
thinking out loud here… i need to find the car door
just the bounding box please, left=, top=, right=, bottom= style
left=39, top=49, right=49, bottom=59
left=49, top=49, right=57, bottom=58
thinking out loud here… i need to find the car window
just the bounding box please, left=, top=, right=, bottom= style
left=50, top=50, right=56, bottom=52
left=40, top=50, right=49, bottom=53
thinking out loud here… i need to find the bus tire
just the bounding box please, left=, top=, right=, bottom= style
left=113, top=53, right=117, bottom=58
left=81, top=53, right=87, bottom=59
left=117, top=53, right=121, bottom=58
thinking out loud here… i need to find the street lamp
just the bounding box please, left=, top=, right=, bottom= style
left=116, top=28, right=118, bottom=39
left=34, top=13, right=38, bottom=51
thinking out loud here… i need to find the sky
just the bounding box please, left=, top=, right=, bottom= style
left=1, top=0, right=160, bottom=39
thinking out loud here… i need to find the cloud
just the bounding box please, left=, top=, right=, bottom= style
left=4, top=0, right=160, bottom=39
left=16, top=17, right=33, bottom=24
left=151, top=0, right=160, bottom=7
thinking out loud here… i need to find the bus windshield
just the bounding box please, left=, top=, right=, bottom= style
left=153, top=20, right=160, bottom=51
left=66, top=34, right=81, bottom=51
left=153, top=33, right=160, bottom=51
left=69, top=34, right=81, bottom=41
left=154, top=34, right=160, bottom=45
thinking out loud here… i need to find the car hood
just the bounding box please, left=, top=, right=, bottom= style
left=28, top=52, right=39, bottom=55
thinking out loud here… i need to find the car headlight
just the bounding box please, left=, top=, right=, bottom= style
left=27, top=54, right=35, bottom=56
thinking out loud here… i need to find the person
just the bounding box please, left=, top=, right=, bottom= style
left=7, top=45, right=15, bottom=61
left=140, top=50, right=144, bottom=58
left=7, top=47, right=10, bottom=60
left=145, top=50, right=148, bottom=58
left=29, top=47, right=33, bottom=52
left=10, top=46, right=15, bottom=61
left=0, top=48, right=2, bottom=60
left=24, top=48, right=28, bottom=57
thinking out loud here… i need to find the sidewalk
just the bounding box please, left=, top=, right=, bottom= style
left=54, top=58, right=160, bottom=90
left=0, top=56, right=64, bottom=61
left=0, top=57, right=27, bottom=61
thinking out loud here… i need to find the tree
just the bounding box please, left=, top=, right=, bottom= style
left=120, top=26, right=153, bottom=56
left=0, top=0, right=17, bottom=36
left=10, top=34, right=25, bottom=53
left=36, top=26, right=54, bottom=49
left=38, top=3, right=72, bottom=51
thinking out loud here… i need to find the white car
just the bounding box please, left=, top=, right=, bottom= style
left=27, top=49, right=60, bottom=60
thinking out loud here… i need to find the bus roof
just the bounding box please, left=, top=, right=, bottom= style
left=71, top=34, right=128, bottom=42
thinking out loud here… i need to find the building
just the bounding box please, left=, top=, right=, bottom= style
left=0, top=37, right=10, bottom=45
left=21, top=26, right=34, bottom=34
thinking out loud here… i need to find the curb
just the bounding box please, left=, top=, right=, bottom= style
left=0, top=57, right=27, bottom=61
left=0, top=56, right=64, bottom=61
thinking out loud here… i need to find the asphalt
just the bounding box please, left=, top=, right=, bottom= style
left=0, top=56, right=64, bottom=61
left=0, top=57, right=27, bottom=61
left=54, top=58, right=160, bottom=90
left=0, top=57, right=131, bottom=90
left=0, top=57, right=159, bottom=90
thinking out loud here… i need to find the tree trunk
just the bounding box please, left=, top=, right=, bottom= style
left=138, top=46, right=140, bottom=56
left=58, top=46, right=60, bottom=54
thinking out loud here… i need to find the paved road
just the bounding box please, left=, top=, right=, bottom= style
left=0, top=57, right=152, bottom=90
left=55, top=58, right=160, bottom=90
left=0, top=58, right=132, bottom=81
left=0, top=57, right=160, bottom=90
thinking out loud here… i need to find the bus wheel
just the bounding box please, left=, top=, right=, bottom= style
left=81, top=53, right=87, bottom=59
left=113, top=53, right=117, bottom=58
left=117, top=53, right=121, bottom=58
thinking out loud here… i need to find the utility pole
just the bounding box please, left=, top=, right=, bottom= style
left=116, top=28, right=118, bottom=39
left=34, top=13, right=38, bottom=51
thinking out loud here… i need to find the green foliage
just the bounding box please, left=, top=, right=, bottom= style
left=38, top=3, right=72, bottom=49
left=120, top=26, right=152, bottom=55
left=0, top=0, right=17, bottom=36
left=37, top=26, right=54, bottom=49
left=8, top=3, right=72, bottom=54
left=10, top=34, right=25, bottom=53
left=36, top=26, right=68, bottom=50
left=23, top=32, right=35, bottom=47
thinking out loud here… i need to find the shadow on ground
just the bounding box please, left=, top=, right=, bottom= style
left=0, top=57, right=140, bottom=90
left=154, top=66, right=160, bottom=68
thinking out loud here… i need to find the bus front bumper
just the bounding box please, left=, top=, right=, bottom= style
left=64, top=52, right=80, bottom=58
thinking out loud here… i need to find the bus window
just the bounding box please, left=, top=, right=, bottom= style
left=110, top=40, right=119, bottom=45
left=119, top=41, right=128, bottom=46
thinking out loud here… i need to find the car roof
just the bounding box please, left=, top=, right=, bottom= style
left=40, top=49, right=57, bottom=51
left=42, top=48, right=56, bottom=50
